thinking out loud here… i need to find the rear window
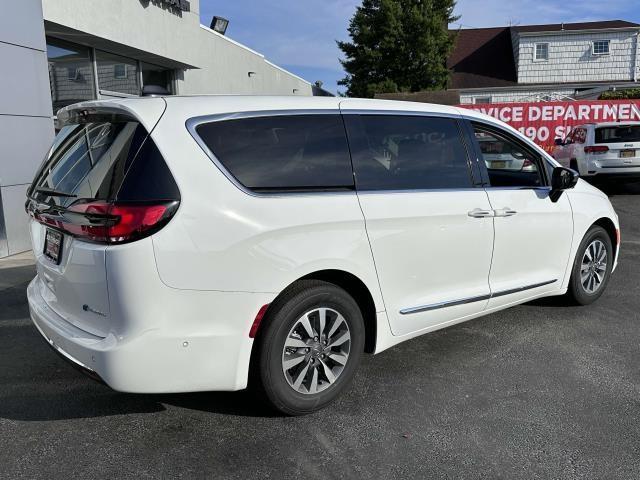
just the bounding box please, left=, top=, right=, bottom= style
left=29, top=112, right=179, bottom=207
left=595, top=125, right=640, bottom=144
left=194, top=114, right=354, bottom=192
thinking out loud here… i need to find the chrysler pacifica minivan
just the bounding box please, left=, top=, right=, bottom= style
left=26, top=96, right=620, bottom=414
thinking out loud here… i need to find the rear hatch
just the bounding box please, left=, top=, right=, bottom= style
left=591, top=124, right=640, bottom=168
left=26, top=103, right=179, bottom=337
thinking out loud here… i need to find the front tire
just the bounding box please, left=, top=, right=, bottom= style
left=253, top=280, right=365, bottom=415
left=567, top=225, right=613, bottom=305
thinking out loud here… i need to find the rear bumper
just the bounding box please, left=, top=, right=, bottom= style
left=583, top=163, right=640, bottom=178
left=584, top=172, right=640, bottom=182
left=28, top=276, right=265, bottom=393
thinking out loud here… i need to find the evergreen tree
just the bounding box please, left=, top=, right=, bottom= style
left=338, top=0, right=459, bottom=97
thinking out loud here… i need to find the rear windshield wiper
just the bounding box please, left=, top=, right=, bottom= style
left=34, top=187, right=77, bottom=198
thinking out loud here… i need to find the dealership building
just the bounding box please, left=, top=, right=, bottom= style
left=0, top=0, right=315, bottom=258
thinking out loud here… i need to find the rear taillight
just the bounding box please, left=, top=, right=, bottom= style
left=32, top=200, right=178, bottom=244
left=584, top=146, right=609, bottom=154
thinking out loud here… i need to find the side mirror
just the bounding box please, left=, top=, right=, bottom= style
left=550, top=166, right=579, bottom=202
left=554, top=138, right=564, bottom=146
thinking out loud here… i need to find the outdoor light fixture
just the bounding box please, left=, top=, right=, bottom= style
left=211, top=16, right=229, bottom=35
left=248, top=71, right=257, bottom=77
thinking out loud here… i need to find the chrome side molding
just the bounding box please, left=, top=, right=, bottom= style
left=399, top=279, right=557, bottom=315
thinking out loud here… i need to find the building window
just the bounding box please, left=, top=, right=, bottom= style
left=474, top=97, right=491, bottom=104
left=534, top=43, right=549, bottom=61
left=95, top=50, right=140, bottom=96
left=113, top=64, right=128, bottom=79
left=46, top=38, right=175, bottom=115
left=592, top=40, right=610, bottom=55
left=141, top=62, right=173, bottom=92
left=46, top=38, right=96, bottom=114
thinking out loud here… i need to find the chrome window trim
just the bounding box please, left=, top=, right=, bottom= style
left=356, top=187, right=483, bottom=195
left=186, top=108, right=473, bottom=198
left=186, top=109, right=356, bottom=198
left=340, top=109, right=462, bottom=120
left=356, top=186, right=553, bottom=195
left=483, top=186, right=552, bottom=191
left=399, top=279, right=557, bottom=315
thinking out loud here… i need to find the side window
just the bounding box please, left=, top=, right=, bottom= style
left=573, top=128, right=586, bottom=144
left=472, top=123, right=545, bottom=188
left=195, top=115, right=353, bottom=192
left=344, top=115, right=473, bottom=191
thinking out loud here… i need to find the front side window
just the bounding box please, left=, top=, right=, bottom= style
left=473, top=123, right=545, bottom=188
left=592, top=40, right=610, bottom=55
left=95, top=50, right=140, bottom=96
left=46, top=38, right=96, bottom=114
left=344, top=115, right=473, bottom=191
left=535, top=43, right=549, bottom=61
left=195, top=115, right=354, bottom=192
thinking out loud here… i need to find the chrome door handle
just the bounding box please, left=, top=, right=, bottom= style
left=494, top=208, right=517, bottom=217
left=468, top=208, right=494, bottom=218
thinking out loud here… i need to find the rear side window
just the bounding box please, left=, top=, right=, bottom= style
left=595, top=125, right=640, bottom=144
left=29, top=114, right=179, bottom=207
left=344, top=115, right=473, bottom=190
left=195, top=115, right=354, bottom=192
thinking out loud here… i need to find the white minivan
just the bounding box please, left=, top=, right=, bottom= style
left=26, top=96, right=620, bottom=415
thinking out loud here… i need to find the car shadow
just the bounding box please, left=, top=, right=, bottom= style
left=0, top=318, right=279, bottom=421
left=0, top=261, right=280, bottom=421
left=525, top=295, right=574, bottom=308
left=0, top=266, right=36, bottom=324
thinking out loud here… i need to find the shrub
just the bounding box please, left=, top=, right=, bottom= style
left=599, top=89, right=640, bottom=100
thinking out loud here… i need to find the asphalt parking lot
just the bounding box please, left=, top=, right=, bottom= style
left=1, top=182, right=640, bottom=480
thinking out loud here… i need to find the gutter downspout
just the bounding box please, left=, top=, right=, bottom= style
left=634, top=31, right=639, bottom=82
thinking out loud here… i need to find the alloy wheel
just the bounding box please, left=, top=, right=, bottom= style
left=580, top=239, right=608, bottom=294
left=281, top=307, right=351, bottom=394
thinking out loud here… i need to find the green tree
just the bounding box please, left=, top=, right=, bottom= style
left=338, top=0, right=459, bottom=98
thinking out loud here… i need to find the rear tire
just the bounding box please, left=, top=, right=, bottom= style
left=567, top=226, right=613, bottom=305
left=252, top=280, right=364, bottom=415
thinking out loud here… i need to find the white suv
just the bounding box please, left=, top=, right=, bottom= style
left=26, top=96, right=620, bottom=415
left=553, top=122, right=640, bottom=179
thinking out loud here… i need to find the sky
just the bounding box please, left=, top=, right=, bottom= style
left=198, top=0, right=640, bottom=95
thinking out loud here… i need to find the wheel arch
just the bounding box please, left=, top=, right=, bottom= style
left=297, top=270, right=377, bottom=354
left=256, top=269, right=379, bottom=354
left=593, top=216, right=618, bottom=259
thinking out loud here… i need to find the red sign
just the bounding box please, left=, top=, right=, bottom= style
left=460, top=100, right=640, bottom=153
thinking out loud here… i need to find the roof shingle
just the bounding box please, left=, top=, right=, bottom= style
left=448, top=27, right=517, bottom=89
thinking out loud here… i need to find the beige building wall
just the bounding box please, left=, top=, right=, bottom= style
left=42, top=0, right=312, bottom=96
